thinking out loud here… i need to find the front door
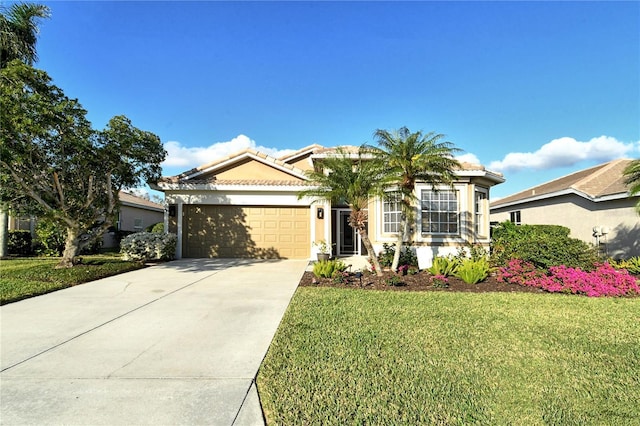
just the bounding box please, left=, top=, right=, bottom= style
left=337, top=210, right=358, bottom=255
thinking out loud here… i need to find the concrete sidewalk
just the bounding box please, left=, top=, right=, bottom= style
left=1, top=258, right=307, bottom=425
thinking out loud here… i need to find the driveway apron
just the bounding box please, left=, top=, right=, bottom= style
left=1, top=258, right=307, bottom=425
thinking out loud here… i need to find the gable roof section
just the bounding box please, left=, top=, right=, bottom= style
left=158, top=148, right=309, bottom=186
left=491, top=159, right=634, bottom=208
left=119, top=191, right=163, bottom=211
left=278, top=144, right=324, bottom=163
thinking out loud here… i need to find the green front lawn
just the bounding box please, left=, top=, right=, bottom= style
left=258, top=288, right=640, bottom=425
left=0, top=256, right=145, bottom=305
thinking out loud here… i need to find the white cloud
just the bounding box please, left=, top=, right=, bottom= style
left=162, top=135, right=296, bottom=171
left=489, top=136, right=639, bottom=173
left=455, top=153, right=481, bottom=165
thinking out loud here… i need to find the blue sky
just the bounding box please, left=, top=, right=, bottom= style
left=31, top=1, right=640, bottom=199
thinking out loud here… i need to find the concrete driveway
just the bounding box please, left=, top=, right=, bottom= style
left=1, top=258, right=307, bottom=425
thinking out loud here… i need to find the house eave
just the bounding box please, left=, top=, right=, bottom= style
left=120, top=201, right=164, bottom=212
left=157, top=182, right=310, bottom=192
left=455, top=170, right=505, bottom=185
left=490, top=188, right=634, bottom=210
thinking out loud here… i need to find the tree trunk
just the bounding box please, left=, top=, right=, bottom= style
left=391, top=217, right=410, bottom=272
left=57, top=227, right=81, bottom=268
left=0, top=208, right=8, bottom=258
left=358, top=228, right=383, bottom=277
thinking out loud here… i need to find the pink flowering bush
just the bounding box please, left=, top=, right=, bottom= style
left=497, top=259, right=640, bottom=297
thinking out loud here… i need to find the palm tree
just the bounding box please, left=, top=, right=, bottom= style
left=365, top=127, right=461, bottom=271
left=0, top=2, right=49, bottom=257
left=297, top=148, right=384, bottom=276
left=623, top=159, right=640, bottom=213
left=0, top=2, right=50, bottom=68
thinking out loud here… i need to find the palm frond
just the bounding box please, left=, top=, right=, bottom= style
left=623, top=159, right=640, bottom=213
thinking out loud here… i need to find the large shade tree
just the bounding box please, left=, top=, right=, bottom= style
left=365, top=127, right=461, bottom=271
left=0, top=61, right=166, bottom=267
left=0, top=2, right=49, bottom=257
left=623, top=159, right=640, bottom=213
left=297, top=148, right=384, bottom=276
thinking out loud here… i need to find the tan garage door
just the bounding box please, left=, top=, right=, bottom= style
left=183, top=205, right=310, bottom=259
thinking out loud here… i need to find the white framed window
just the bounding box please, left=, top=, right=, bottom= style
left=510, top=211, right=521, bottom=225
left=134, top=218, right=143, bottom=231
left=382, top=192, right=402, bottom=234
left=475, top=189, right=488, bottom=238
left=421, top=189, right=459, bottom=235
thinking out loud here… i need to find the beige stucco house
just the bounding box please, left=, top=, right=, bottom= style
left=101, top=192, right=164, bottom=248
left=154, top=144, right=504, bottom=267
left=490, top=159, right=639, bottom=259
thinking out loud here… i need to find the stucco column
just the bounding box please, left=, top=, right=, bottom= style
left=163, top=204, right=169, bottom=235
left=176, top=202, right=183, bottom=259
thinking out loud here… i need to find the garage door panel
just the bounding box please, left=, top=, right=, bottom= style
left=184, top=205, right=310, bottom=259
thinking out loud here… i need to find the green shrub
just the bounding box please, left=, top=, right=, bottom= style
left=34, top=219, right=102, bottom=256
left=120, top=232, right=177, bottom=262
left=427, top=256, right=459, bottom=277
left=313, top=259, right=347, bottom=278
left=35, top=219, right=66, bottom=256
left=151, top=222, right=164, bottom=233
left=455, top=244, right=489, bottom=262
left=375, top=243, right=418, bottom=269
left=8, top=230, right=32, bottom=256
left=609, top=257, right=640, bottom=275
left=146, top=222, right=164, bottom=233
left=455, top=257, right=490, bottom=284
left=490, top=221, right=598, bottom=270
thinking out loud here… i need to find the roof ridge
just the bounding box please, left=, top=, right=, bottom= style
left=570, top=159, right=620, bottom=192
left=278, top=144, right=324, bottom=161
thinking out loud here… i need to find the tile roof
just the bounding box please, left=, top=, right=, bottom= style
left=165, top=148, right=308, bottom=183
left=491, top=159, right=634, bottom=207
left=119, top=191, right=163, bottom=210
left=311, top=145, right=362, bottom=155
left=198, top=179, right=310, bottom=186
left=158, top=145, right=503, bottom=187
left=278, top=144, right=324, bottom=162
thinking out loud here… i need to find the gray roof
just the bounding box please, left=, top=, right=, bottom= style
left=491, top=159, right=634, bottom=208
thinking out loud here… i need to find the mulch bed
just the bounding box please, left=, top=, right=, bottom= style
left=298, top=269, right=547, bottom=294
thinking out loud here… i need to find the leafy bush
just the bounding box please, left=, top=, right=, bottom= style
left=35, top=219, right=66, bottom=256
left=8, top=230, right=32, bottom=255
left=34, top=218, right=102, bottom=256
left=455, top=244, right=489, bottom=262
left=609, top=257, right=640, bottom=275
left=147, top=222, right=164, bottom=233
left=490, top=221, right=598, bottom=270
left=492, top=221, right=570, bottom=241
left=120, top=232, right=177, bottom=262
left=313, top=259, right=347, bottom=278
left=497, top=259, right=640, bottom=297
left=427, top=256, right=459, bottom=277
left=455, top=257, right=490, bottom=284
left=374, top=243, right=418, bottom=269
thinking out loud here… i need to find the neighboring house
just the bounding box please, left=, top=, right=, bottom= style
left=102, top=192, right=165, bottom=248
left=8, top=191, right=164, bottom=248
left=153, top=145, right=504, bottom=267
left=490, top=159, right=639, bottom=259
